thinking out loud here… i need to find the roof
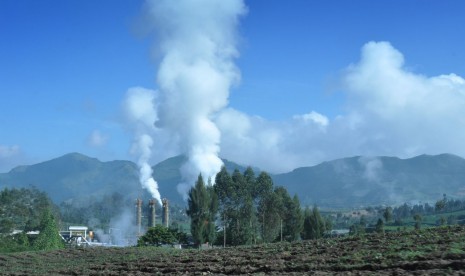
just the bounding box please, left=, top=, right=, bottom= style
left=69, top=226, right=88, bottom=231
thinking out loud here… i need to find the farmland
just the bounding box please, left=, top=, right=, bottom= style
left=1, top=226, right=465, bottom=275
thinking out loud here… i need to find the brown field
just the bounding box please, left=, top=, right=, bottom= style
left=1, top=226, right=465, bottom=275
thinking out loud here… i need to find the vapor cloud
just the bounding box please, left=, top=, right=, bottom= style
left=141, top=0, right=247, bottom=198
left=126, top=11, right=465, bottom=200
left=123, top=87, right=162, bottom=204
left=215, top=41, right=465, bottom=173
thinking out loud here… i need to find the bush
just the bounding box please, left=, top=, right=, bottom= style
left=137, top=225, right=177, bottom=247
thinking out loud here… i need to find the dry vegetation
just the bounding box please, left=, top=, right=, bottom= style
left=2, top=226, right=465, bottom=275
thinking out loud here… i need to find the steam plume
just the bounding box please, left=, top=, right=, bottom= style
left=123, top=87, right=161, bottom=204
left=143, top=0, right=247, bottom=197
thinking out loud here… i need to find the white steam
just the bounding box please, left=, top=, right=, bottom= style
left=123, top=87, right=161, bottom=205
left=142, top=0, right=247, bottom=197
left=215, top=41, right=465, bottom=173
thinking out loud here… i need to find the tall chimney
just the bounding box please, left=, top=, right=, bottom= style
left=148, top=199, right=156, bottom=228
left=136, top=198, right=142, bottom=235
left=162, top=198, right=169, bottom=228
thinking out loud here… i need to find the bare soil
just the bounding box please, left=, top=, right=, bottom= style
left=1, top=226, right=465, bottom=275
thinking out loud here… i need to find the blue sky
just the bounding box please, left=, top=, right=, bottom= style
left=1, top=0, right=465, bottom=173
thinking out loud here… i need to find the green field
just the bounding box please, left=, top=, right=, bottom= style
left=1, top=226, right=465, bottom=275
left=382, top=209, right=465, bottom=232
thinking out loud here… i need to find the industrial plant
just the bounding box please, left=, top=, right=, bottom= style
left=136, top=198, right=170, bottom=236
left=58, top=198, right=171, bottom=247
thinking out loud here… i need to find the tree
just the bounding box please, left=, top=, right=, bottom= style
left=255, top=172, right=275, bottom=243
left=413, top=214, right=422, bottom=230
left=229, top=169, right=254, bottom=246
left=214, top=166, right=234, bottom=246
left=258, top=191, right=281, bottom=242
left=349, top=216, right=366, bottom=236
left=274, top=188, right=303, bottom=242
left=254, top=172, right=273, bottom=200
left=302, top=206, right=325, bottom=240
left=324, top=216, right=333, bottom=233
left=205, top=185, right=218, bottom=244
left=243, top=167, right=260, bottom=243
left=186, top=174, right=217, bottom=246
left=32, top=209, right=64, bottom=251
left=383, top=207, right=393, bottom=223
left=287, top=195, right=304, bottom=241
left=0, top=187, right=56, bottom=234
left=375, top=218, right=384, bottom=234
left=168, top=227, right=189, bottom=244
left=137, top=225, right=176, bottom=246
left=435, top=199, right=446, bottom=213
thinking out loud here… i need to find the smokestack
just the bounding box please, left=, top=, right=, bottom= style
left=135, top=198, right=142, bottom=235
left=148, top=199, right=156, bottom=228
left=162, top=198, right=169, bottom=228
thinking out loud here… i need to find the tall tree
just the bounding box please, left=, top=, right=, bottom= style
left=243, top=167, right=260, bottom=243
left=214, top=166, right=234, bottom=246
left=383, top=207, right=393, bottom=223
left=255, top=172, right=275, bottom=242
left=254, top=172, right=273, bottom=201
left=205, top=185, right=218, bottom=244
left=375, top=218, right=385, bottom=234
left=228, top=169, right=255, bottom=245
left=186, top=174, right=214, bottom=246
left=413, top=214, right=422, bottom=230
left=284, top=194, right=304, bottom=241
left=302, top=206, right=325, bottom=240
left=258, top=191, right=281, bottom=243
left=32, top=208, right=64, bottom=251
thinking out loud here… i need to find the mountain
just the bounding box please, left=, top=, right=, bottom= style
left=0, top=153, right=250, bottom=204
left=152, top=155, right=253, bottom=202
left=0, top=153, right=141, bottom=203
left=272, top=154, right=465, bottom=208
left=1, top=152, right=465, bottom=208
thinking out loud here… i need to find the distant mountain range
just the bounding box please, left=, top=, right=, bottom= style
left=0, top=153, right=249, bottom=205
left=1, top=152, right=465, bottom=208
left=273, top=154, right=465, bottom=208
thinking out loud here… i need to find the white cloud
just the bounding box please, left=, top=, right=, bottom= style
left=127, top=41, right=465, bottom=176
left=293, top=111, right=329, bottom=127
left=87, top=130, right=109, bottom=147
left=0, top=145, right=22, bottom=173
left=0, top=145, right=20, bottom=158
left=213, top=41, right=465, bottom=173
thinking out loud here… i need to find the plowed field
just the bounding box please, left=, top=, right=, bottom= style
left=2, top=226, right=465, bottom=275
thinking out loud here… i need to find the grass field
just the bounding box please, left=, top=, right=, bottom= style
left=1, top=226, right=465, bottom=275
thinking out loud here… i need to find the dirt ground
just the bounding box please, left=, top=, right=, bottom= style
left=1, top=226, right=465, bottom=275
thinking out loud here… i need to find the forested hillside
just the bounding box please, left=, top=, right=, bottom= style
left=2, top=153, right=465, bottom=208
left=273, top=154, right=465, bottom=207
left=0, top=188, right=63, bottom=252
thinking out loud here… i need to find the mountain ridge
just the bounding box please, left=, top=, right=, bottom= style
left=1, top=152, right=465, bottom=208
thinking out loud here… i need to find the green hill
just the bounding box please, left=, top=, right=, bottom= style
left=272, top=154, right=465, bottom=208
left=1, top=152, right=465, bottom=208
left=0, top=153, right=141, bottom=203
left=0, top=153, right=251, bottom=204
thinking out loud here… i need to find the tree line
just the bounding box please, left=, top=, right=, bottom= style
left=186, top=167, right=332, bottom=247
left=0, top=187, right=63, bottom=252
